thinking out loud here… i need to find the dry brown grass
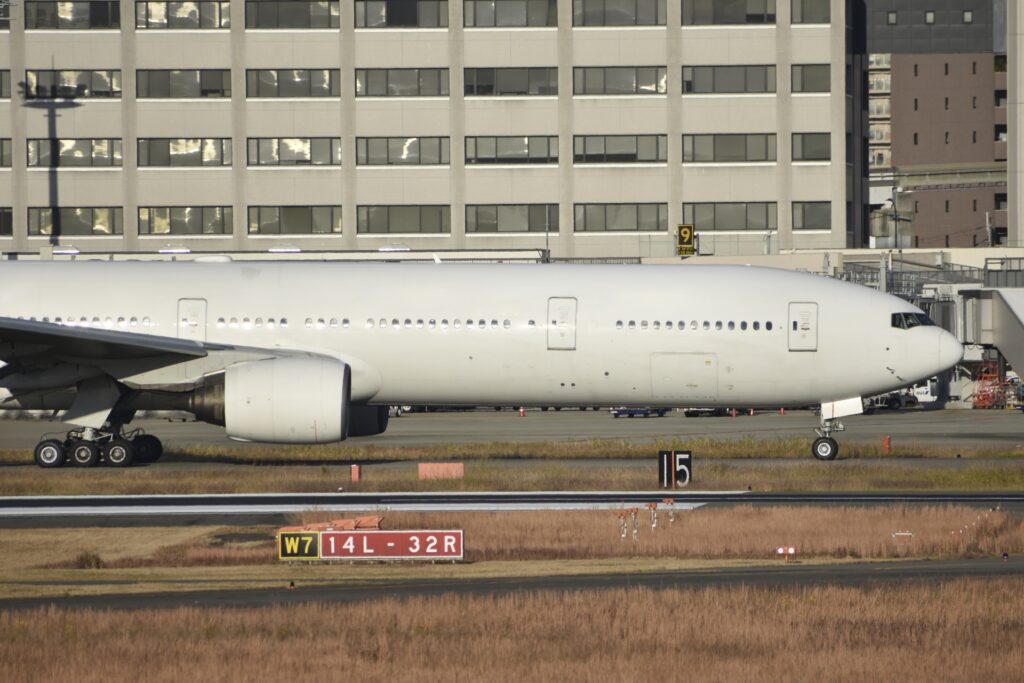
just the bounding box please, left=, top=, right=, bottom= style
left=2, top=458, right=1024, bottom=496
left=13, top=506, right=1020, bottom=577
left=2, top=579, right=1023, bottom=682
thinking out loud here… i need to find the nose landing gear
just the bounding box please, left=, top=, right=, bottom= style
left=812, top=417, right=844, bottom=461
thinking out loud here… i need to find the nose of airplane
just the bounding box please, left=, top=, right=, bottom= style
left=937, top=330, right=963, bottom=371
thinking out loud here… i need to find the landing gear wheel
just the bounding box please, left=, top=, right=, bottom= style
left=132, top=435, right=163, bottom=464
left=34, top=440, right=65, bottom=468
left=69, top=441, right=100, bottom=468
left=812, top=437, right=839, bottom=461
left=104, top=439, right=135, bottom=467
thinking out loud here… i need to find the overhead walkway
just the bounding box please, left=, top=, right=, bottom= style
left=992, top=289, right=1024, bottom=373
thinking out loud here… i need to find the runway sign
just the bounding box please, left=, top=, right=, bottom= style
left=658, top=450, right=692, bottom=488
left=320, top=530, right=464, bottom=560
left=278, top=531, right=320, bottom=560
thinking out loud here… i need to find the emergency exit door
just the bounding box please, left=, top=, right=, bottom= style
left=177, top=298, right=208, bottom=342
left=547, top=297, right=577, bottom=350
left=788, top=302, right=818, bottom=351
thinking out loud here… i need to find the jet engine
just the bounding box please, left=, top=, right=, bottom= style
left=191, top=357, right=350, bottom=444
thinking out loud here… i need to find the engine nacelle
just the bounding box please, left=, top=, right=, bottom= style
left=193, top=357, right=350, bottom=444
left=348, top=405, right=389, bottom=437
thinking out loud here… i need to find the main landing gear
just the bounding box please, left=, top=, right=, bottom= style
left=812, top=417, right=845, bottom=461
left=33, top=426, right=163, bottom=469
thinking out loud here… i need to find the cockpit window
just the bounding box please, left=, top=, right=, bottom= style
left=891, top=312, right=935, bottom=329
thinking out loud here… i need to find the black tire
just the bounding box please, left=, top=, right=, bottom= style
left=812, top=437, right=839, bottom=461
left=133, top=435, right=163, bottom=464
left=34, top=439, right=65, bottom=468
left=104, top=439, right=135, bottom=467
left=69, top=441, right=100, bottom=468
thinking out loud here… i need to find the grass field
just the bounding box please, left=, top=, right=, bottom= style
left=2, top=579, right=1022, bottom=682
left=2, top=457, right=1023, bottom=495
left=1, top=505, right=1017, bottom=600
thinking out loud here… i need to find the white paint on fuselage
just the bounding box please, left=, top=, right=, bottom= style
left=0, top=261, right=961, bottom=408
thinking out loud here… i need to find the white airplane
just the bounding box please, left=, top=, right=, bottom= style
left=0, top=261, right=962, bottom=466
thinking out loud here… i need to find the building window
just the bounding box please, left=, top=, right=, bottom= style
left=465, top=0, right=556, bottom=27
left=944, top=131, right=949, bottom=144
left=28, top=139, right=122, bottom=167
left=791, top=64, right=829, bottom=93
left=0, top=140, right=9, bottom=167
left=995, top=124, right=1007, bottom=142
left=995, top=90, right=1007, bottom=107
left=913, top=133, right=918, bottom=145
left=791, top=0, right=828, bottom=24
left=247, top=138, right=341, bottom=166
left=792, top=133, right=830, bottom=161
left=136, top=1, right=231, bottom=29
left=0, top=209, right=11, bottom=236
left=138, top=138, right=232, bottom=166
left=355, top=68, right=449, bottom=96
left=682, top=0, right=774, bottom=25
left=464, top=67, right=557, bottom=96
left=465, top=135, right=558, bottom=164
left=683, top=134, right=776, bottom=162
left=0, top=71, right=9, bottom=98
left=355, top=0, right=448, bottom=27
left=573, top=135, right=667, bottom=163
left=573, top=203, right=667, bottom=232
left=925, top=10, right=934, bottom=25
left=913, top=98, right=918, bottom=111
left=682, top=65, right=776, bottom=94
left=245, top=0, right=340, bottom=28
left=972, top=61, right=977, bottom=75
left=357, top=205, right=451, bottom=233
left=996, top=193, right=1008, bottom=210
left=574, top=66, right=666, bottom=95
left=944, top=200, right=949, bottom=213
left=356, top=137, right=450, bottom=165
left=972, top=130, right=977, bottom=143
left=139, top=207, right=232, bottom=235
left=26, top=1, right=120, bottom=28
left=792, top=201, right=830, bottom=230
left=973, top=199, right=977, bottom=212
left=913, top=63, right=918, bottom=77
left=683, top=202, right=776, bottom=231
left=246, top=69, right=340, bottom=98
left=572, top=0, right=666, bottom=26
left=25, top=70, right=121, bottom=99
left=886, top=11, right=895, bottom=24
left=944, top=62, right=949, bottom=76
left=249, top=206, right=342, bottom=234
left=466, top=204, right=558, bottom=232
left=137, top=70, right=231, bottom=98
left=28, top=207, right=123, bottom=236
left=963, top=9, right=972, bottom=23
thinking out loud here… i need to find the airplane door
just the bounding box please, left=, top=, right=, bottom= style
left=177, top=298, right=208, bottom=342
left=547, top=297, right=577, bottom=350
left=788, top=302, right=818, bottom=352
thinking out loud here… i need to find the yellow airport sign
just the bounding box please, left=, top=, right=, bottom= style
left=676, top=224, right=695, bottom=256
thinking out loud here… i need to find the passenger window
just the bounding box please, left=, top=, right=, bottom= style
left=329, top=318, right=338, bottom=328
left=442, top=319, right=449, bottom=328
left=753, top=321, right=760, bottom=330
left=653, top=321, right=661, bottom=330
left=740, top=321, right=747, bottom=331
left=665, top=321, right=673, bottom=330
left=216, top=317, right=226, bottom=328
left=429, top=319, right=436, bottom=329
left=117, top=317, right=126, bottom=328
left=142, top=317, right=151, bottom=327
left=130, top=317, right=138, bottom=327
left=616, top=321, right=623, bottom=329
left=256, top=318, right=264, bottom=328
left=628, top=321, right=636, bottom=330
left=766, top=322, right=772, bottom=331
left=55, top=317, right=63, bottom=324
left=641, top=321, right=648, bottom=330
left=491, top=320, right=498, bottom=329
left=479, top=320, right=486, bottom=329
left=317, top=318, right=326, bottom=329
left=503, top=320, right=511, bottom=329
left=281, top=318, right=289, bottom=328
left=703, top=321, right=710, bottom=330
left=416, top=319, right=424, bottom=328
left=728, top=321, right=735, bottom=331
left=342, top=318, right=350, bottom=328
left=267, top=318, right=276, bottom=329
left=243, top=318, right=252, bottom=329
left=404, top=319, right=412, bottom=328
left=528, top=320, right=536, bottom=327
left=392, top=319, right=400, bottom=328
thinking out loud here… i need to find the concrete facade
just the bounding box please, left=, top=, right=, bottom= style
left=0, top=0, right=864, bottom=258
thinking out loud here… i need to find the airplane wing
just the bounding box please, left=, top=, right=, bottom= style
left=0, top=316, right=211, bottom=367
